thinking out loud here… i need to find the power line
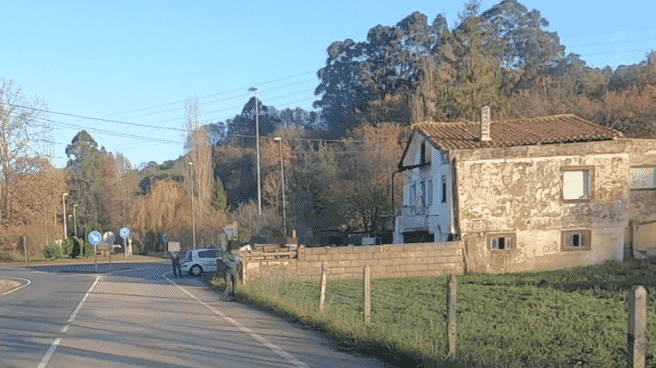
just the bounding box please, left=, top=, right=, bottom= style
left=98, top=70, right=317, bottom=118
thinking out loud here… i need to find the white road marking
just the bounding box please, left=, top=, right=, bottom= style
left=0, top=276, right=31, bottom=297
left=38, top=275, right=101, bottom=368
left=106, top=265, right=159, bottom=275
left=36, top=338, right=61, bottom=368
left=164, top=273, right=308, bottom=367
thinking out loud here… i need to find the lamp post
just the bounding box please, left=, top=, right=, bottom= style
left=188, top=161, right=196, bottom=250
left=273, top=137, right=286, bottom=238
left=62, top=193, right=68, bottom=239
left=248, top=86, right=262, bottom=216
left=73, top=204, right=78, bottom=238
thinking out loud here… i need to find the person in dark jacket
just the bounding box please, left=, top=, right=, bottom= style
left=218, top=253, right=240, bottom=300
left=170, top=252, right=182, bottom=278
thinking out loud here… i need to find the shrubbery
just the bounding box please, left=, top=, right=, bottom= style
left=132, top=239, right=142, bottom=255
left=43, top=243, right=62, bottom=259
left=61, top=238, right=75, bottom=257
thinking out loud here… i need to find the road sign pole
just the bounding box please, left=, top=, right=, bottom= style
left=124, top=237, right=127, bottom=259
left=94, top=247, right=98, bottom=272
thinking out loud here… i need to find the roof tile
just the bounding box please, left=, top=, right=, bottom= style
left=413, top=114, right=623, bottom=151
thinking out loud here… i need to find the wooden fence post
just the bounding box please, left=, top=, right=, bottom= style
left=447, top=274, right=457, bottom=359
left=364, top=265, right=371, bottom=323
left=629, top=285, right=647, bottom=368
left=319, top=262, right=327, bottom=312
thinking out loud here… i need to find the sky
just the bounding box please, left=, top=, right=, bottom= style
left=2, top=0, right=655, bottom=169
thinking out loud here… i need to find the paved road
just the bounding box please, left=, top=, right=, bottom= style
left=0, top=262, right=393, bottom=368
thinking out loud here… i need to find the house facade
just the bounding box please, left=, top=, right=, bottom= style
left=394, top=108, right=656, bottom=273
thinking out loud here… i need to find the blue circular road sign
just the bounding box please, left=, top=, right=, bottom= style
left=119, top=227, right=130, bottom=239
left=88, top=231, right=102, bottom=246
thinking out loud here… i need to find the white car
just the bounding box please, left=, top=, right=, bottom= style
left=180, top=248, right=224, bottom=277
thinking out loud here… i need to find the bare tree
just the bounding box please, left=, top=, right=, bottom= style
left=0, top=78, right=51, bottom=221
left=182, top=94, right=216, bottom=236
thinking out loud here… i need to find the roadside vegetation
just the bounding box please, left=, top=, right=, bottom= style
left=213, top=259, right=656, bottom=367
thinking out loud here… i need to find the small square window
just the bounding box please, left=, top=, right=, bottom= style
left=562, top=166, right=594, bottom=202
left=489, top=233, right=515, bottom=251
left=561, top=230, right=591, bottom=251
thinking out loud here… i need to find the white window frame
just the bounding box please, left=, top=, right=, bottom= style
left=409, top=183, right=416, bottom=206
left=427, top=179, right=433, bottom=206
left=630, top=166, right=656, bottom=190
left=561, top=166, right=594, bottom=203
left=488, top=233, right=515, bottom=251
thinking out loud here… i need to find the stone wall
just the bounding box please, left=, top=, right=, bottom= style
left=453, top=140, right=630, bottom=273
left=241, top=241, right=465, bottom=282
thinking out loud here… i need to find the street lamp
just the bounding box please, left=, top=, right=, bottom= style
left=73, top=204, right=78, bottom=238
left=188, top=161, right=196, bottom=250
left=248, top=86, right=262, bottom=216
left=62, top=193, right=68, bottom=239
left=273, top=137, right=286, bottom=238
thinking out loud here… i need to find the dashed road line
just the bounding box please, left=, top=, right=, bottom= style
left=37, top=275, right=101, bottom=368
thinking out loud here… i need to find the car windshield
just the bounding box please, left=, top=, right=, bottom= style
left=185, top=251, right=192, bottom=262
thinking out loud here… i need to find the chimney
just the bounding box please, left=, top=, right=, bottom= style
left=480, top=106, right=491, bottom=142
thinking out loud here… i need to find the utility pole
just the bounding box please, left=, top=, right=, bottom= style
left=249, top=86, right=262, bottom=216
left=73, top=204, right=78, bottom=238
left=62, top=193, right=68, bottom=239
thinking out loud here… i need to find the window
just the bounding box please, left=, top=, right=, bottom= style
left=420, top=141, right=426, bottom=164
left=561, top=230, right=591, bottom=251
left=427, top=179, right=433, bottom=206
left=409, top=183, right=416, bottom=206
left=488, top=233, right=515, bottom=251
left=562, top=166, right=594, bottom=202
left=441, top=175, right=447, bottom=203
left=630, top=167, right=656, bottom=190
left=420, top=180, right=426, bottom=206
left=441, top=151, right=449, bottom=164
left=198, top=250, right=217, bottom=258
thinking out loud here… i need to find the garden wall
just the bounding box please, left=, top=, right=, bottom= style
left=240, top=241, right=465, bottom=282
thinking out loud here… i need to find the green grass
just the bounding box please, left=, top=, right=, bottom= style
left=213, top=260, right=656, bottom=367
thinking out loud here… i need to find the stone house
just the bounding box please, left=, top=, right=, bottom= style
left=393, top=107, right=656, bottom=273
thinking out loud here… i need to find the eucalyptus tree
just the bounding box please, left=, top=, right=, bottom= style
left=65, top=130, right=105, bottom=227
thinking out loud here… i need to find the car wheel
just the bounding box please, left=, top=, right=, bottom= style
left=190, top=265, right=202, bottom=277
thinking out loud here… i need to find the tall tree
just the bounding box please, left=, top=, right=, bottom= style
left=65, top=130, right=105, bottom=227
left=337, top=123, right=404, bottom=233
left=0, top=78, right=51, bottom=221
left=183, top=94, right=215, bottom=236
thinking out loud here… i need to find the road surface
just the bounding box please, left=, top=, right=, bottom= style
left=0, top=261, right=393, bottom=368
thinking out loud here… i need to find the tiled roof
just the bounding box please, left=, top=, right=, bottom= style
left=413, top=114, right=624, bottom=151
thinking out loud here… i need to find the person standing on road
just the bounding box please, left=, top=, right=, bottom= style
left=174, top=253, right=182, bottom=277
left=170, top=252, right=182, bottom=277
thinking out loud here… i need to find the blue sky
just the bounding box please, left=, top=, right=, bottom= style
left=2, top=0, right=655, bottom=169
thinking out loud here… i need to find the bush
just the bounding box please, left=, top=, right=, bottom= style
left=70, top=237, right=84, bottom=258
left=43, top=244, right=62, bottom=259
left=132, top=239, right=142, bottom=255
left=82, top=241, right=95, bottom=258
left=61, top=238, right=74, bottom=257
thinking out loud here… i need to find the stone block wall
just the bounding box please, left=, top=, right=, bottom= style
left=241, top=241, right=465, bottom=283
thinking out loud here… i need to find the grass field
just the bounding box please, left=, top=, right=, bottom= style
left=212, top=259, right=656, bottom=367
